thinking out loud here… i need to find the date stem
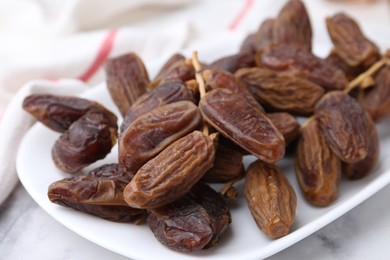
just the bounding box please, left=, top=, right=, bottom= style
left=344, top=54, right=390, bottom=94
left=192, top=51, right=209, bottom=136
left=219, top=174, right=244, bottom=200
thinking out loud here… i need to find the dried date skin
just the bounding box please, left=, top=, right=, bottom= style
left=240, top=19, right=275, bottom=53
left=273, top=0, right=312, bottom=50
left=295, top=119, right=341, bottom=206
left=315, top=91, right=369, bottom=163
left=206, top=50, right=255, bottom=73
left=186, top=183, right=231, bottom=248
left=325, top=50, right=365, bottom=81
left=236, top=67, right=324, bottom=115
left=153, top=53, right=185, bottom=83
left=88, top=163, right=123, bottom=178
left=123, top=131, right=215, bottom=209
left=199, top=88, right=285, bottom=164
left=267, top=112, right=300, bottom=144
left=326, top=13, right=380, bottom=67
left=150, top=59, right=195, bottom=88
left=48, top=164, right=144, bottom=222
left=147, top=183, right=231, bottom=252
left=257, top=44, right=348, bottom=91
left=52, top=112, right=116, bottom=173
left=359, top=66, right=390, bottom=122
left=204, top=69, right=264, bottom=112
left=244, top=160, right=297, bottom=238
left=105, top=53, right=150, bottom=116
left=202, top=140, right=245, bottom=183
left=23, top=94, right=117, bottom=133
left=147, top=196, right=213, bottom=252
left=342, top=112, right=380, bottom=180
left=120, top=80, right=196, bottom=132
left=119, top=101, right=202, bottom=178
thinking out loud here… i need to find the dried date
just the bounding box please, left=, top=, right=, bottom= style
left=267, top=112, right=300, bottom=144
left=52, top=112, right=117, bottom=173
left=273, top=0, right=312, bottom=50
left=120, top=80, right=196, bottom=132
left=358, top=65, right=390, bottom=122
left=48, top=164, right=144, bottom=222
left=147, top=183, right=231, bottom=252
left=203, top=69, right=264, bottom=112
left=236, top=67, right=324, bottom=115
left=123, top=131, right=215, bottom=209
left=199, top=88, right=285, bottom=164
left=23, top=94, right=117, bottom=133
left=315, top=91, right=369, bottom=163
left=295, top=119, right=341, bottom=206
left=150, top=58, right=195, bottom=88
left=342, top=112, right=380, bottom=180
left=257, top=44, right=348, bottom=91
left=326, top=13, right=380, bottom=67
left=206, top=50, right=255, bottom=73
left=119, top=101, right=202, bottom=177
left=325, top=50, right=366, bottom=81
left=153, top=53, right=185, bottom=82
left=244, top=160, right=296, bottom=238
left=105, top=53, right=150, bottom=116
left=202, top=139, right=245, bottom=183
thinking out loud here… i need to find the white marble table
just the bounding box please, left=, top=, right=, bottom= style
left=1, top=181, right=390, bottom=260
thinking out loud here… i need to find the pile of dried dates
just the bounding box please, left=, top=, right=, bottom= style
left=22, top=0, right=390, bottom=253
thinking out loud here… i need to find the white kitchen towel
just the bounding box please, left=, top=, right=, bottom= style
left=0, top=0, right=195, bottom=113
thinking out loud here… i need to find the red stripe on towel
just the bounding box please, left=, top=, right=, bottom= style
left=228, top=0, right=254, bottom=31
left=78, top=29, right=118, bottom=82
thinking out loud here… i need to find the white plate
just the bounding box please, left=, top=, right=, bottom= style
left=16, top=38, right=390, bottom=260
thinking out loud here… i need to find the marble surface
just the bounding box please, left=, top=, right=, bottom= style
left=1, top=182, right=390, bottom=260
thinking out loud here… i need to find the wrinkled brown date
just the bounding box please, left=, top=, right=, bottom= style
left=119, top=101, right=202, bottom=178
left=359, top=65, right=390, bottom=122
left=206, top=50, right=255, bottom=73
left=315, top=91, right=369, bottom=163
left=105, top=53, right=150, bottom=116
left=22, top=94, right=117, bottom=133
left=267, top=112, right=300, bottom=145
left=187, top=183, right=232, bottom=249
left=273, top=0, right=312, bottom=50
left=147, top=183, right=231, bottom=252
left=153, top=53, right=185, bottom=83
left=52, top=112, right=117, bottom=173
left=342, top=112, right=380, bottom=180
left=199, top=88, right=285, bottom=164
left=240, top=19, right=275, bottom=53
left=245, top=160, right=297, bottom=238
left=203, top=69, right=264, bottom=112
left=236, top=67, right=324, bottom=115
left=88, top=163, right=124, bottom=178
left=257, top=44, right=348, bottom=91
left=120, top=80, right=196, bottom=132
left=202, top=139, right=245, bottom=183
left=150, top=58, right=195, bottom=88
left=326, top=13, right=380, bottom=68
left=295, top=119, right=341, bottom=206
left=48, top=164, right=144, bottom=222
left=325, top=50, right=365, bottom=81
left=123, top=131, right=215, bottom=209
left=148, top=183, right=231, bottom=251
